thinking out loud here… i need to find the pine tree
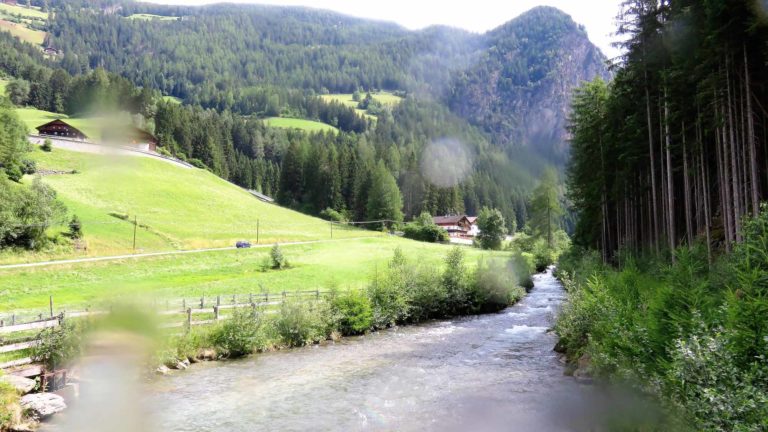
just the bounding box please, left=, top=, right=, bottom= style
left=366, top=161, right=403, bottom=229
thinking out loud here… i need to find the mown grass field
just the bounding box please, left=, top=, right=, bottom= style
left=0, top=18, right=45, bottom=45
left=0, top=3, right=47, bottom=20
left=1, top=147, right=379, bottom=264
left=127, top=13, right=179, bottom=21
left=264, top=117, right=338, bottom=133
left=0, top=237, right=503, bottom=314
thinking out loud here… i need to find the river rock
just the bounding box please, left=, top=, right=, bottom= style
left=197, top=348, right=217, bottom=361
left=553, top=339, right=567, bottom=353
left=1, top=375, right=36, bottom=395
left=20, top=393, right=66, bottom=419
left=173, top=361, right=188, bottom=370
left=156, top=365, right=171, bottom=376
left=182, top=358, right=191, bottom=367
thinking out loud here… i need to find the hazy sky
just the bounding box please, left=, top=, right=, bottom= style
left=143, top=0, right=626, bottom=59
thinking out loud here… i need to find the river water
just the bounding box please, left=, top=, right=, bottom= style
left=140, top=269, right=613, bottom=431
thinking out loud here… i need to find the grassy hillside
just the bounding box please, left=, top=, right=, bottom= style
left=264, top=117, right=338, bottom=133
left=16, top=107, right=119, bottom=139
left=0, top=18, right=45, bottom=45
left=2, top=147, right=379, bottom=263
left=321, top=91, right=402, bottom=119
left=0, top=3, right=47, bottom=20
left=0, top=237, right=502, bottom=314
left=0, top=78, right=6, bottom=95
left=127, top=13, right=179, bottom=21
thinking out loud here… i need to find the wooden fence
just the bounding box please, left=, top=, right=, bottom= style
left=0, top=290, right=329, bottom=369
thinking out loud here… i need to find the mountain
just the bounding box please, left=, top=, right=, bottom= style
left=0, top=1, right=608, bottom=230
left=46, top=2, right=608, bottom=162
left=447, top=7, right=610, bottom=163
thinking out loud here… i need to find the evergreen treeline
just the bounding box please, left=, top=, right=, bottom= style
left=568, top=0, right=768, bottom=260
left=0, top=29, right=537, bottom=229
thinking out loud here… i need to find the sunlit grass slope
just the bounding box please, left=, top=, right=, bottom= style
left=263, top=117, right=338, bottom=133
left=0, top=237, right=502, bottom=313
left=11, top=147, right=379, bottom=262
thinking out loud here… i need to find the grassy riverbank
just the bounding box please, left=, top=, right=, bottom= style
left=0, top=237, right=508, bottom=314
left=555, top=209, right=768, bottom=431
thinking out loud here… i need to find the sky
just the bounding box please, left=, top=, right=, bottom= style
left=143, top=0, right=626, bottom=59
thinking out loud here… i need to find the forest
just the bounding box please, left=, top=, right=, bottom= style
left=562, top=1, right=768, bottom=429
left=0, top=0, right=594, bottom=231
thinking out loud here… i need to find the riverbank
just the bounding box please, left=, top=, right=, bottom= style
left=45, top=269, right=597, bottom=431
left=1, top=247, right=532, bottom=431
left=554, top=226, right=768, bottom=431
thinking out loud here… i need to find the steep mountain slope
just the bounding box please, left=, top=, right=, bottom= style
left=48, top=4, right=608, bottom=165
left=448, top=7, right=610, bottom=163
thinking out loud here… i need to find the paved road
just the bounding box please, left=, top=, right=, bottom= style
left=0, top=237, right=373, bottom=270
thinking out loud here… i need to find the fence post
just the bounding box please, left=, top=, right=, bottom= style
left=38, top=313, right=42, bottom=321
left=216, top=295, right=220, bottom=307
left=316, top=289, right=319, bottom=299
left=49, top=296, right=53, bottom=318
left=186, top=308, right=192, bottom=331
left=200, top=296, right=204, bottom=309
left=11, top=314, right=15, bottom=326
left=213, top=305, right=219, bottom=320
left=0, top=319, right=3, bottom=327
left=232, top=294, right=236, bottom=304
left=249, top=293, right=253, bottom=304
left=182, top=299, right=186, bottom=312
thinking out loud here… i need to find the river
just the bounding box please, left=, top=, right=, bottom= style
left=138, top=269, right=613, bottom=431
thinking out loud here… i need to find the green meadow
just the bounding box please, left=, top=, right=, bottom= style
left=263, top=117, right=338, bottom=133
left=7, top=147, right=381, bottom=263
left=0, top=237, right=501, bottom=314
left=127, top=13, right=179, bottom=21
left=0, top=3, right=47, bottom=20
left=0, top=18, right=45, bottom=45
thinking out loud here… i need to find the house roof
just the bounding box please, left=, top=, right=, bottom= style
left=466, top=216, right=478, bottom=224
left=36, top=119, right=89, bottom=138
left=433, top=215, right=469, bottom=225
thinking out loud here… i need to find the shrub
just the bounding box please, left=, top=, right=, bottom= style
left=156, top=147, right=172, bottom=157
left=402, top=217, right=448, bottom=243
left=331, top=289, right=373, bottom=335
left=188, top=158, right=207, bottom=169
left=665, top=324, right=768, bottom=431
left=319, top=207, right=347, bottom=222
left=31, top=320, right=83, bottom=370
left=403, top=265, right=445, bottom=322
left=472, top=259, right=524, bottom=313
left=442, top=247, right=473, bottom=315
left=209, top=309, right=262, bottom=358
left=270, top=244, right=288, bottom=269
left=367, top=248, right=412, bottom=327
left=274, top=299, right=331, bottom=346
left=41, top=139, right=52, bottom=152
left=21, top=159, right=35, bottom=175
left=68, top=215, right=83, bottom=239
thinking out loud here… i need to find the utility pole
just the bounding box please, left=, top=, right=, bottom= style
left=132, top=215, right=137, bottom=253
left=330, top=221, right=333, bottom=239
left=256, top=219, right=260, bottom=244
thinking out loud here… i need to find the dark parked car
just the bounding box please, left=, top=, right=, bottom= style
left=235, top=241, right=251, bottom=248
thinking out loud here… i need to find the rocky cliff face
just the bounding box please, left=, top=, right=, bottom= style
left=447, top=7, right=611, bottom=164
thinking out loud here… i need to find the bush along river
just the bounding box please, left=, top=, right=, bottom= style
left=135, top=269, right=639, bottom=432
